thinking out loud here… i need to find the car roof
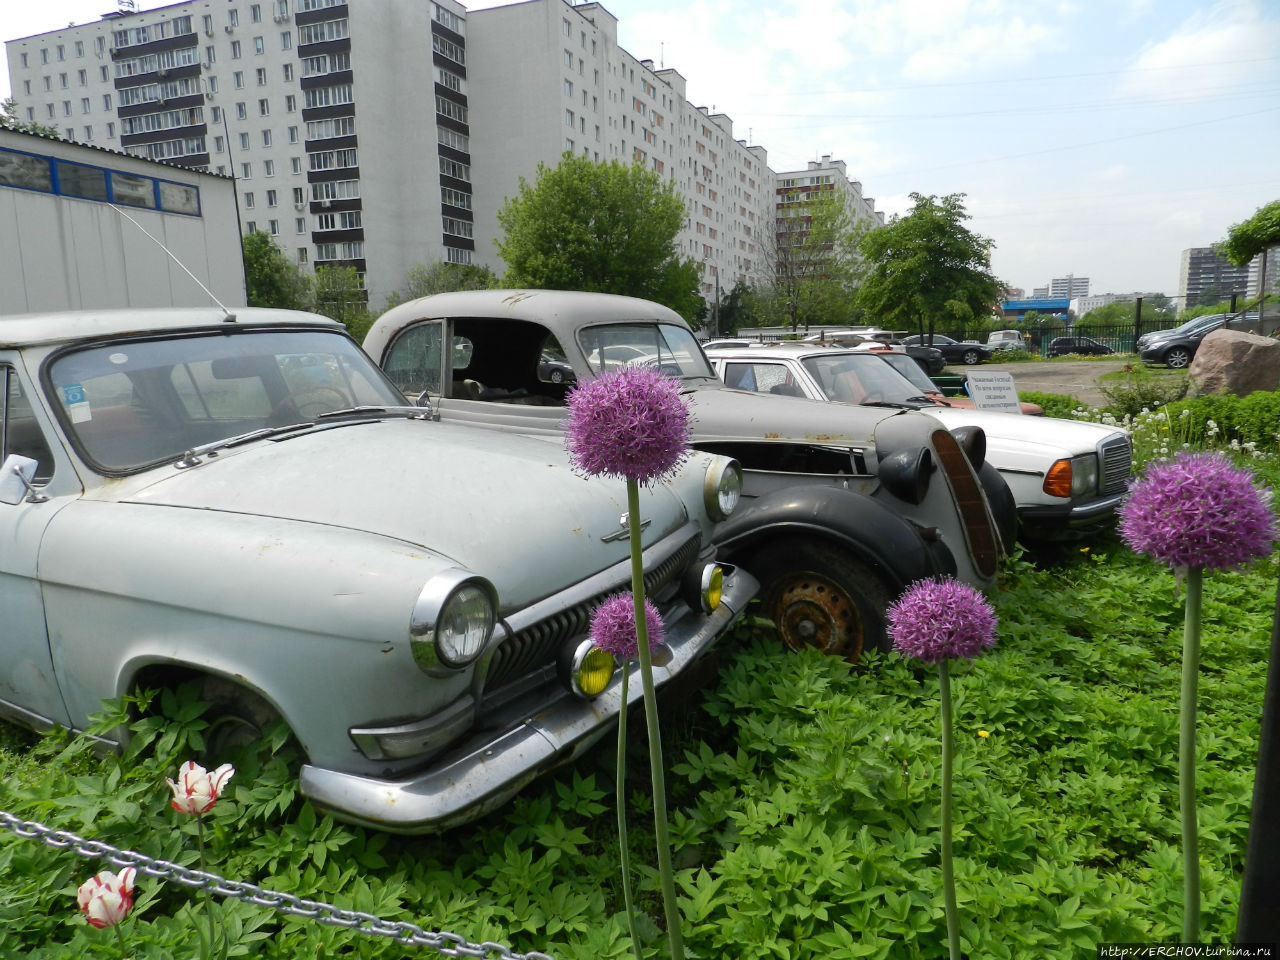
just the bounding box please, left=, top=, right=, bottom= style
left=366, top=289, right=688, bottom=357
left=0, top=307, right=341, bottom=349
left=704, top=343, right=899, bottom=361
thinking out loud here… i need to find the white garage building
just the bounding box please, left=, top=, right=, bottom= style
left=0, top=127, right=243, bottom=314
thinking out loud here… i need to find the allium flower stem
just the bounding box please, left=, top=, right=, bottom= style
left=1180, top=566, right=1203, bottom=942
left=938, top=661, right=960, bottom=960
left=628, top=479, right=684, bottom=960
left=615, top=662, right=643, bottom=960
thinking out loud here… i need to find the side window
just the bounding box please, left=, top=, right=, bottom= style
left=2, top=367, right=56, bottom=482
left=535, top=334, right=576, bottom=386
left=723, top=362, right=799, bottom=397
left=382, top=322, right=444, bottom=398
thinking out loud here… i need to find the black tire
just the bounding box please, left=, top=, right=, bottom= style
left=199, top=676, right=291, bottom=766
left=1164, top=346, right=1192, bottom=369
left=961, top=349, right=982, bottom=365
left=748, top=539, right=893, bottom=662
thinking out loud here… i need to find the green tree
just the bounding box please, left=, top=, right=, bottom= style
left=496, top=153, right=702, bottom=319
left=855, top=193, right=1002, bottom=342
left=1, top=97, right=59, bottom=136
left=312, top=265, right=372, bottom=339
left=383, top=261, right=500, bottom=310
left=242, top=231, right=311, bottom=310
left=770, top=188, right=870, bottom=330
left=1218, top=199, right=1280, bottom=267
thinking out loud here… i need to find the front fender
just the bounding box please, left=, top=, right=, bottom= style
left=712, top=484, right=955, bottom=592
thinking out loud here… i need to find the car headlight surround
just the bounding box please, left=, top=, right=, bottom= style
left=703, top=457, right=742, bottom=521
left=557, top=637, right=617, bottom=699
left=411, top=570, right=498, bottom=672
left=1071, top=454, right=1098, bottom=497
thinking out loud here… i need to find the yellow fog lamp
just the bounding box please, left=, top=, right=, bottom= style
left=558, top=638, right=617, bottom=699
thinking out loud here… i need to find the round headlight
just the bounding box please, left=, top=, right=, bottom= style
left=704, top=458, right=742, bottom=521
left=436, top=584, right=494, bottom=667
left=411, top=570, right=497, bottom=672
left=558, top=637, right=617, bottom=699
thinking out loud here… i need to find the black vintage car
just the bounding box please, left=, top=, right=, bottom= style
left=901, top=334, right=991, bottom=366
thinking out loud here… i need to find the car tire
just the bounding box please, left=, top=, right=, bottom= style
left=961, top=349, right=982, bottom=365
left=1164, top=346, right=1192, bottom=369
left=549, top=370, right=564, bottom=384
left=749, top=539, right=892, bottom=662
left=199, top=676, right=294, bottom=768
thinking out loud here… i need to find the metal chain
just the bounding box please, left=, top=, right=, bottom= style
left=0, top=810, right=555, bottom=960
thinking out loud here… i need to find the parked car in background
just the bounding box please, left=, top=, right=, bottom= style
left=1137, top=313, right=1256, bottom=368
left=901, top=334, right=991, bottom=365
left=704, top=343, right=1132, bottom=541
left=845, top=338, right=947, bottom=376
left=987, top=330, right=1031, bottom=353
left=365, top=290, right=1016, bottom=662
left=0, top=307, right=754, bottom=833
left=537, top=350, right=576, bottom=384
left=1045, top=336, right=1115, bottom=358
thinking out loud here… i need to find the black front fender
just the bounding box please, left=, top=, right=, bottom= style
left=713, top=484, right=956, bottom=593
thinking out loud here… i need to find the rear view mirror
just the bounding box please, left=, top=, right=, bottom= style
left=0, top=455, right=40, bottom=505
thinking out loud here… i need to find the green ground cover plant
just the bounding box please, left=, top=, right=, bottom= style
left=1, top=531, right=1272, bottom=957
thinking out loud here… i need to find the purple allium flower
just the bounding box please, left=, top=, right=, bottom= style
left=590, top=593, right=665, bottom=659
left=564, top=366, right=691, bottom=486
left=888, top=577, right=998, bottom=665
left=1119, top=451, right=1276, bottom=571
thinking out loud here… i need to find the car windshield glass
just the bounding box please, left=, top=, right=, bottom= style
left=577, top=322, right=714, bottom=379
left=876, top=352, right=939, bottom=393
left=47, top=329, right=406, bottom=473
left=801, top=352, right=921, bottom=405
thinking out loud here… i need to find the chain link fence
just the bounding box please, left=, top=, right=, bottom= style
left=0, top=809, right=556, bottom=960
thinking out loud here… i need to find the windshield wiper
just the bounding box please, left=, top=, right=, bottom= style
left=174, top=424, right=314, bottom=467
left=314, top=405, right=424, bottom=421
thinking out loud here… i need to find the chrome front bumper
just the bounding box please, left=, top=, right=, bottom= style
left=299, top=566, right=758, bottom=833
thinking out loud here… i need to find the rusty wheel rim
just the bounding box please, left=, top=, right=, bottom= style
left=769, top=572, right=865, bottom=661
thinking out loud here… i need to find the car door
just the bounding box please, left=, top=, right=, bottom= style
left=0, top=361, right=77, bottom=730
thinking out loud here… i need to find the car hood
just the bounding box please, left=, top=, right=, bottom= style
left=115, top=418, right=688, bottom=598
left=687, top=383, right=897, bottom=445
left=923, top=405, right=1122, bottom=455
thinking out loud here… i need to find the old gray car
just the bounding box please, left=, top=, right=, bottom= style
left=364, top=290, right=1015, bottom=662
left=0, top=307, right=755, bottom=832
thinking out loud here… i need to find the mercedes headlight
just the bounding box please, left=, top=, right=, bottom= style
left=704, top=457, right=742, bottom=521
left=411, top=570, right=497, bottom=671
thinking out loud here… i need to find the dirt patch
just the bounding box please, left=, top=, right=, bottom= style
left=955, top=360, right=1132, bottom=408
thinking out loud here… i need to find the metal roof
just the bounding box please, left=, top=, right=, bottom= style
left=0, top=307, right=341, bottom=348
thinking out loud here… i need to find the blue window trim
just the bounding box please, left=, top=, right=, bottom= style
left=0, top=144, right=202, bottom=217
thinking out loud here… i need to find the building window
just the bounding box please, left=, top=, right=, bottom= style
left=244, top=192, right=255, bottom=208
left=78, top=69, right=87, bottom=86
left=564, top=79, right=572, bottom=97
left=231, top=40, right=242, bottom=58
left=565, top=109, right=574, bottom=128
left=446, top=247, right=472, bottom=265
left=81, top=98, right=90, bottom=114
left=285, top=94, right=296, bottom=112
left=229, top=9, right=239, bottom=26
left=562, top=18, right=571, bottom=36
left=84, top=126, right=93, bottom=140
left=293, top=187, right=305, bottom=204
left=283, top=63, right=293, bottom=81
left=431, top=34, right=464, bottom=65
left=103, top=93, right=113, bottom=110
left=296, top=218, right=306, bottom=233
left=242, top=163, right=253, bottom=179
left=281, top=31, right=292, bottom=50
left=214, top=135, right=225, bottom=152
left=75, top=40, right=84, bottom=57
left=563, top=50, right=573, bottom=68
left=203, top=14, right=213, bottom=34
left=258, top=98, right=269, bottom=116
left=298, top=248, right=307, bottom=263
left=234, top=71, right=244, bottom=89
left=287, top=125, right=298, bottom=143
left=254, top=36, right=265, bottom=55
left=246, top=220, right=257, bottom=233
left=437, top=68, right=463, bottom=93
left=60, top=73, right=68, bottom=89
left=20, top=53, right=28, bottom=68
left=263, top=159, right=275, bottom=176
left=205, top=46, right=215, bottom=64
left=239, top=132, right=250, bottom=150
left=62, top=101, right=71, bottom=117
left=290, top=157, right=302, bottom=173
left=106, top=121, right=114, bottom=137
left=256, top=67, right=267, bottom=85
left=268, top=219, right=279, bottom=235
left=437, top=129, right=468, bottom=151
left=57, top=44, right=65, bottom=61
left=251, top=4, right=262, bottom=22
left=100, top=66, right=109, bottom=82
left=266, top=189, right=277, bottom=206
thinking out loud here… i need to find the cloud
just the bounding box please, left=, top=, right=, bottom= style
left=1115, top=0, right=1280, bottom=100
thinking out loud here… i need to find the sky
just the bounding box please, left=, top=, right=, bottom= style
left=4, top=0, right=1279, bottom=299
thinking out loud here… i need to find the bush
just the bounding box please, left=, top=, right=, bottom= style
left=1098, top=368, right=1189, bottom=420
left=1156, top=392, right=1280, bottom=451
left=1018, top=391, right=1083, bottom=419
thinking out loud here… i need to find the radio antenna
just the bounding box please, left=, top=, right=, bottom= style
left=108, top=203, right=236, bottom=322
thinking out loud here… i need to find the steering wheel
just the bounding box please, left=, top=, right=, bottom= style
left=268, top=385, right=351, bottom=424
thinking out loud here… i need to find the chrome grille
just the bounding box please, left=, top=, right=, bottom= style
left=483, top=535, right=701, bottom=695
left=1100, top=435, right=1133, bottom=493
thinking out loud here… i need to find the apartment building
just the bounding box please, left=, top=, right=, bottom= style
left=6, top=0, right=800, bottom=312
left=773, top=155, right=883, bottom=286
left=5, top=0, right=472, bottom=308
left=465, top=0, right=773, bottom=304
left=1178, top=246, right=1254, bottom=308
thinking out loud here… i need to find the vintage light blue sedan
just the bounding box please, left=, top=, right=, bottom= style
left=0, top=307, right=754, bottom=832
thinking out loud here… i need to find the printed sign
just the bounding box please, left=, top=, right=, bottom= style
left=965, top=371, right=1022, bottom=414
left=62, top=383, right=92, bottom=423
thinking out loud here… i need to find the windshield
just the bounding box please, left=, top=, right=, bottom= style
left=47, top=329, right=406, bottom=473
left=876, top=352, right=940, bottom=394
left=577, top=322, right=714, bottom=379
left=801, top=352, right=925, bottom=405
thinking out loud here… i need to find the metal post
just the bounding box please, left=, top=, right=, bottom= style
left=713, top=271, right=720, bottom=338
left=222, top=113, right=250, bottom=300
left=1237, top=567, right=1280, bottom=941
left=1230, top=292, right=1239, bottom=314
left=1133, top=297, right=1143, bottom=352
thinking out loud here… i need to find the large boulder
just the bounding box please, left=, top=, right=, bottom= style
left=1188, top=330, right=1280, bottom=396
